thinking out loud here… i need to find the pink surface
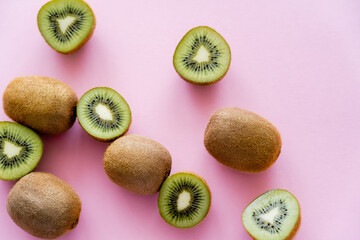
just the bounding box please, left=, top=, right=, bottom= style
left=0, top=0, right=360, bottom=239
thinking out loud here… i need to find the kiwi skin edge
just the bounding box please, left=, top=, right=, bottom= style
left=37, top=0, right=96, bottom=55
left=173, top=26, right=231, bottom=86
left=242, top=189, right=301, bottom=240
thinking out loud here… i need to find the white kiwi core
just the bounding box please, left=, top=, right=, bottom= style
left=177, top=190, right=191, bottom=211
left=57, top=16, right=76, bottom=34
left=95, top=103, right=113, bottom=121
left=3, top=141, right=22, bottom=158
left=260, top=207, right=279, bottom=224
left=192, top=46, right=210, bottom=63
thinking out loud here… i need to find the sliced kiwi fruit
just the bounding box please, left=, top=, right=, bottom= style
left=3, top=76, right=78, bottom=135
left=7, top=172, right=81, bottom=239
left=173, top=26, right=231, bottom=85
left=0, top=122, right=43, bottom=180
left=103, top=134, right=172, bottom=195
left=37, top=0, right=96, bottom=54
left=204, top=107, right=282, bottom=172
left=77, top=87, right=131, bottom=141
left=158, top=172, right=211, bottom=228
left=242, top=189, right=301, bottom=240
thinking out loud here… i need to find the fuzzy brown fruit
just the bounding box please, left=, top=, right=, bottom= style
left=6, top=172, right=81, bottom=239
left=3, top=76, right=78, bottom=135
left=103, top=134, right=172, bottom=195
left=204, top=107, right=282, bottom=172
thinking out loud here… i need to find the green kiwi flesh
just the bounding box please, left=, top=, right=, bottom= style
left=0, top=122, right=43, bottom=180
left=77, top=87, right=131, bottom=141
left=7, top=172, right=81, bottom=239
left=242, top=189, right=301, bottom=240
left=37, top=0, right=95, bottom=54
left=204, top=107, right=282, bottom=172
left=173, top=26, right=231, bottom=85
left=158, top=172, right=211, bottom=228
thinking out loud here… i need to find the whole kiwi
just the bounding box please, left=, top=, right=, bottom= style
left=204, top=107, right=282, bottom=172
left=3, top=76, right=78, bottom=135
left=103, top=134, right=172, bottom=195
left=6, top=172, right=81, bottom=239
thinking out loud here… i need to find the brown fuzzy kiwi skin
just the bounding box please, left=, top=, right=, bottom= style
left=243, top=190, right=301, bottom=240
left=6, top=172, right=81, bottom=239
left=204, top=107, right=282, bottom=173
left=103, top=134, right=172, bottom=195
left=37, top=0, right=96, bottom=55
left=173, top=26, right=231, bottom=86
left=3, top=76, right=78, bottom=135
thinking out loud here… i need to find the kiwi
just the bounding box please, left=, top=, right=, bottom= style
left=242, top=189, right=301, bottom=240
left=0, top=122, right=43, bottom=180
left=103, top=134, right=172, bottom=195
left=173, top=26, right=231, bottom=85
left=77, top=87, right=131, bottom=141
left=3, top=76, right=78, bottom=135
left=204, top=107, right=282, bottom=172
left=37, top=0, right=96, bottom=54
left=7, top=172, right=81, bottom=239
left=158, top=172, right=211, bottom=228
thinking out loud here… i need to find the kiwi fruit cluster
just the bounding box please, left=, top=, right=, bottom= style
left=0, top=0, right=302, bottom=238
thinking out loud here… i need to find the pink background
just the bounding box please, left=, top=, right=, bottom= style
left=1, top=0, right=360, bottom=239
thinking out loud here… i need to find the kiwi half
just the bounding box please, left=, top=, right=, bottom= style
left=0, top=122, right=43, bottom=180
left=158, top=172, right=211, bottom=228
left=173, top=26, right=231, bottom=85
left=77, top=87, right=131, bottom=141
left=242, top=189, right=301, bottom=240
left=37, top=0, right=96, bottom=54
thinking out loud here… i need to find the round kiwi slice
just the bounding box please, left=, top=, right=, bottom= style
left=37, top=0, right=96, bottom=54
left=173, top=26, right=231, bottom=85
left=242, top=189, right=301, bottom=240
left=77, top=87, right=131, bottom=141
left=158, top=172, right=211, bottom=228
left=0, top=122, right=43, bottom=180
